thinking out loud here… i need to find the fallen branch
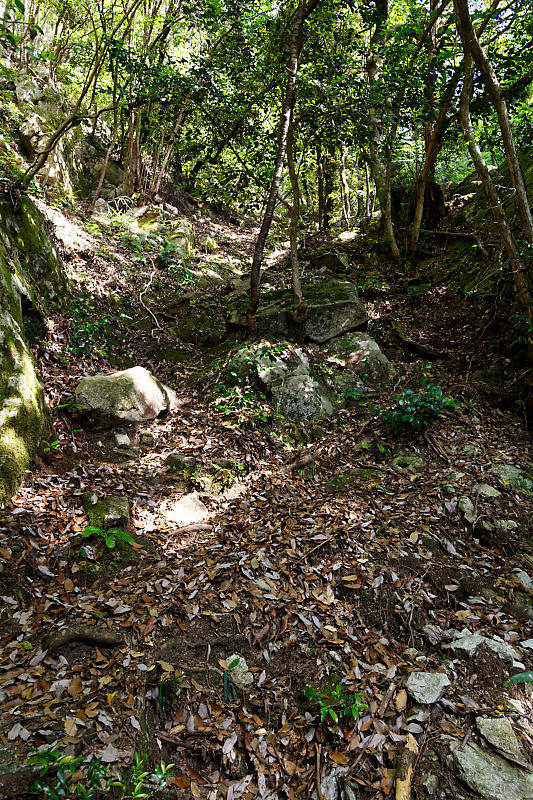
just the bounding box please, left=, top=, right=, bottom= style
left=391, top=320, right=445, bottom=360
left=395, top=733, right=418, bottom=800
left=283, top=446, right=323, bottom=474
left=421, top=228, right=491, bottom=257
left=49, top=625, right=124, bottom=654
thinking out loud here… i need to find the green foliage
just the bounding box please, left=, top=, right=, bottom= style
left=82, top=525, right=135, bottom=550
left=379, top=381, right=457, bottom=436
left=304, top=682, right=369, bottom=725
left=29, top=745, right=110, bottom=800
left=29, top=745, right=173, bottom=800
left=68, top=292, right=129, bottom=356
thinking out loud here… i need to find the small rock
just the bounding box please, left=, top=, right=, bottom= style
left=226, top=654, right=253, bottom=687
left=83, top=494, right=130, bottom=529
left=474, top=483, right=501, bottom=498
left=165, top=452, right=198, bottom=470
left=513, top=569, right=533, bottom=591
left=476, top=717, right=525, bottom=763
left=311, top=771, right=340, bottom=800
left=114, top=433, right=131, bottom=448
left=391, top=454, right=425, bottom=473
left=421, top=773, right=439, bottom=794
left=520, top=639, right=533, bottom=651
left=406, top=671, right=450, bottom=704
left=139, top=432, right=155, bottom=448
left=458, top=496, right=475, bottom=524
left=496, top=520, right=518, bottom=532
left=422, top=624, right=443, bottom=645
left=164, top=492, right=208, bottom=526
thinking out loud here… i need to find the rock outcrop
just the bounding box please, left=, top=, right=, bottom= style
left=227, top=280, right=368, bottom=343
left=69, top=366, right=177, bottom=428
left=0, top=196, right=64, bottom=504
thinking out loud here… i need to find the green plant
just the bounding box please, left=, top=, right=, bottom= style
left=81, top=525, right=135, bottom=550
left=379, top=381, right=457, bottom=436
left=304, top=682, right=369, bottom=724
left=505, top=671, right=533, bottom=685
left=67, top=292, right=130, bottom=357
left=29, top=745, right=109, bottom=800
left=29, top=745, right=173, bottom=800
left=42, top=439, right=62, bottom=453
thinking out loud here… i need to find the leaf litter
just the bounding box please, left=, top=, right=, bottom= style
left=0, top=205, right=532, bottom=799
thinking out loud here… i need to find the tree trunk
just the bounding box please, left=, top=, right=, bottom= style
left=458, top=52, right=533, bottom=326
left=339, top=144, right=351, bottom=229
left=454, top=0, right=533, bottom=245
left=287, top=115, right=303, bottom=304
left=366, top=0, right=400, bottom=262
left=246, top=0, right=322, bottom=336
left=317, top=146, right=325, bottom=230
left=90, top=66, right=119, bottom=211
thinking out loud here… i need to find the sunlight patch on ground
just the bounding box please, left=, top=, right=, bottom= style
left=34, top=198, right=96, bottom=252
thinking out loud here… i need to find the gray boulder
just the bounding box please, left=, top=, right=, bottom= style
left=83, top=494, right=130, bottom=529
left=70, top=366, right=177, bottom=428
left=228, top=281, right=368, bottom=343
left=259, top=347, right=334, bottom=421
left=321, top=332, right=395, bottom=386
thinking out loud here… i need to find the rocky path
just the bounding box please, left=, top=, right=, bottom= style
left=0, top=201, right=532, bottom=800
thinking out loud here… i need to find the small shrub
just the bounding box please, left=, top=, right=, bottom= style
left=304, top=682, right=369, bottom=725
left=379, top=381, right=457, bottom=435
left=82, top=525, right=135, bottom=550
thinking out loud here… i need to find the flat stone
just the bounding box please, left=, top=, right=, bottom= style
left=448, top=740, right=533, bottom=800
left=421, top=774, right=439, bottom=794
left=446, top=630, right=522, bottom=665
left=520, top=639, right=533, bottom=651
left=164, top=492, right=208, bottom=527
left=226, top=654, right=253, bottom=687
left=406, top=671, right=450, bottom=704
left=489, top=464, right=533, bottom=497
left=476, top=716, right=526, bottom=763
left=475, top=483, right=501, bottom=498
left=114, top=433, right=131, bottom=448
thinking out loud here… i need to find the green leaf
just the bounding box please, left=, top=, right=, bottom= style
left=505, top=671, right=533, bottom=685
left=82, top=526, right=103, bottom=538
left=105, top=536, right=116, bottom=549
left=228, top=657, right=240, bottom=670
left=328, top=708, right=339, bottom=723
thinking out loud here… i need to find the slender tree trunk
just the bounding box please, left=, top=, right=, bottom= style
left=287, top=116, right=303, bottom=304
left=366, top=0, right=400, bottom=262
left=364, top=160, right=371, bottom=217
left=454, top=0, right=533, bottom=245
left=90, top=66, right=119, bottom=211
left=246, top=0, right=321, bottom=336
left=339, top=144, right=351, bottom=229
left=317, top=146, right=325, bottom=230
left=459, top=53, right=533, bottom=326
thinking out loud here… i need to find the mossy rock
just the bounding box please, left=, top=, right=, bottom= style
left=0, top=196, right=65, bottom=503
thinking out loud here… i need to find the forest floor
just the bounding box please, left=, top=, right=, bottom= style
left=1, top=197, right=532, bottom=800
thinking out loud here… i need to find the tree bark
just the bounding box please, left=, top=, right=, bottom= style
left=339, top=144, right=351, bottom=229
left=246, top=0, right=322, bottom=336
left=366, top=0, right=400, bottom=262
left=287, top=115, right=304, bottom=304
left=454, top=0, right=533, bottom=245
left=458, top=52, right=533, bottom=326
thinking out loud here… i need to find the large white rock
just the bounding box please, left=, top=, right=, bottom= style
left=70, top=366, right=176, bottom=428
left=448, top=740, right=533, bottom=800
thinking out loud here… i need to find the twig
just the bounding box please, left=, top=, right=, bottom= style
left=139, top=265, right=162, bottom=330
left=315, top=743, right=323, bottom=800
left=283, top=445, right=323, bottom=474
